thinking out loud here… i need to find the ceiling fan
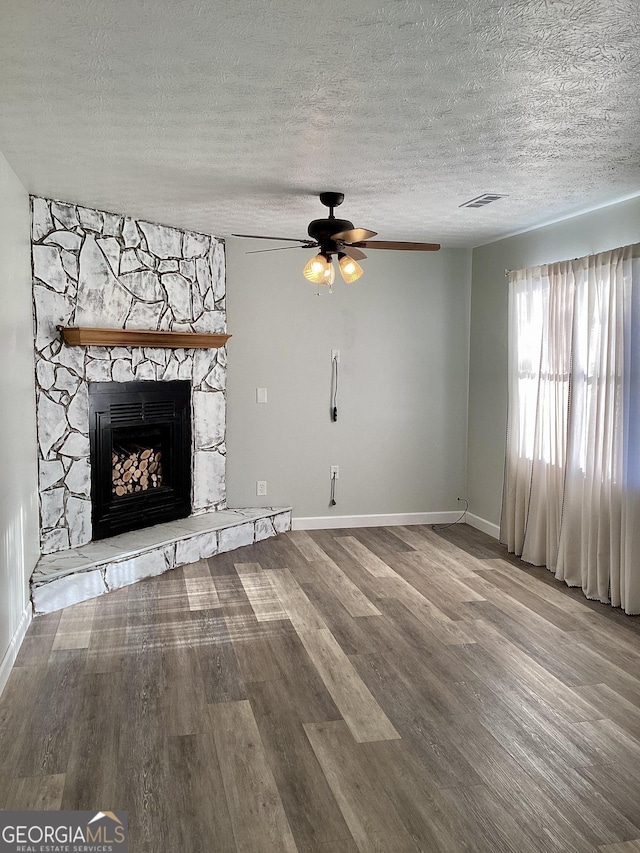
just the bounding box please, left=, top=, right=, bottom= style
left=233, top=192, right=440, bottom=291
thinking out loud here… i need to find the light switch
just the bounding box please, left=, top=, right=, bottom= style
left=256, top=387, right=268, bottom=404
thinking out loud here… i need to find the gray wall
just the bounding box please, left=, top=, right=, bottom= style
left=467, top=196, right=640, bottom=527
left=225, top=238, right=472, bottom=520
left=0, top=151, right=39, bottom=684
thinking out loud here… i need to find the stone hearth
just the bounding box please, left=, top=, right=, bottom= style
left=32, top=506, right=292, bottom=614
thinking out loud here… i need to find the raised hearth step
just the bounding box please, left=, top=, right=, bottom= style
left=31, top=506, right=292, bottom=615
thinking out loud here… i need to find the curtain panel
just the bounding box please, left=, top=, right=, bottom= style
left=501, top=244, right=640, bottom=614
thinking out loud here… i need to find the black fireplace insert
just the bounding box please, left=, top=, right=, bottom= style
left=89, top=380, right=191, bottom=539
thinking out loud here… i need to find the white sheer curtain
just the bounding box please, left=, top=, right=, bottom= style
left=501, top=244, right=640, bottom=615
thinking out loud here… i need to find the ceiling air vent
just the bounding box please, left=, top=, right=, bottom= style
left=459, top=193, right=506, bottom=209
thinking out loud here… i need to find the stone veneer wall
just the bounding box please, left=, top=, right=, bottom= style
left=31, top=197, right=227, bottom=554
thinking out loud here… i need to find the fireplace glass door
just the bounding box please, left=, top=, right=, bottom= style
left=89, top=381, right=191, bottom=539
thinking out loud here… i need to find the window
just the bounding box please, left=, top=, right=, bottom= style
left=502, top=246, right=640, bottom=614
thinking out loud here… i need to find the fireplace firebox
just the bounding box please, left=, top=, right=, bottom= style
left=89, top=381, right=191, bottom=540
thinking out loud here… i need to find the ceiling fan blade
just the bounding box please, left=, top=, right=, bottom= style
left=353, top=240, right=441, bottom=251
left=342, top=246, right=367, bottom=261
left=331, top=227, right=378, bottom=243
left=246, top=244, right=317, bottom=254
left=232, top=233, right=313, bottom=243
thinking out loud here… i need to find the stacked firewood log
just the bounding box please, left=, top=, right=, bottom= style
left=112, top=446, right=163, bottom=496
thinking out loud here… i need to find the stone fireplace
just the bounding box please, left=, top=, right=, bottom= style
left=29, top=196, right=292, bottom=615
left=31, top=197, right=227, bottom=554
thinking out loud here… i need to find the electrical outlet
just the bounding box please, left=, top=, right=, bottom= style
left=331, top=349, right=340, bottom=362
left=256, top=480, right=267, bottom=496
left=256, top=388, right=268, bottom=404
left=330, top=465, right=339, bottom=478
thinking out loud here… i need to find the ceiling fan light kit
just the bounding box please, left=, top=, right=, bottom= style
left=303, top=252, right=331, bottom=282
left=338, top=252, right=363, bottom=283
left=233, top=192, right=441, bottom=292
left=324, top=263, right=336, bottom=289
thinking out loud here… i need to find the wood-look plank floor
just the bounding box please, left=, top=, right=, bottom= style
left=2, top=523, right=640, bottom=851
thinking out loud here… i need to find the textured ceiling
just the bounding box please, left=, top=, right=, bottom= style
left=1, top=0, right=640, bottom=247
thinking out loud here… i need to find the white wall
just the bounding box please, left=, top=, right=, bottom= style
left=467, top=195, right=640, bottom=528
left=225, top=238, right=472, bottom=523
left=0, top=152, right=39, bottom=692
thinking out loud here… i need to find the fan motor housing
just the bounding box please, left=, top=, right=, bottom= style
left=307, top=217, right=354, bottom=251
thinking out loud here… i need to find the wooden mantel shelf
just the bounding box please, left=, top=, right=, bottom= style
left=60, top=327, right=231, bottom=349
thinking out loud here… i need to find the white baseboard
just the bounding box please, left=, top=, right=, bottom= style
left=0, top=604, right=32, bottom=699
left=292, top=512, right=461, bottom=531
left=465, top=513, right=501, bottom=540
